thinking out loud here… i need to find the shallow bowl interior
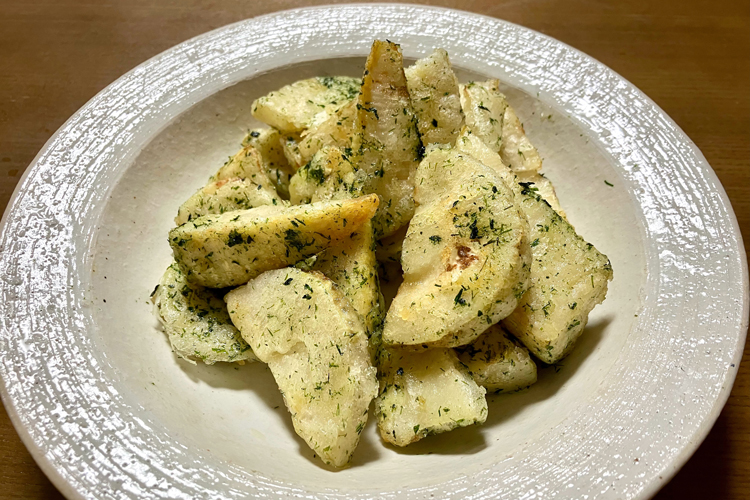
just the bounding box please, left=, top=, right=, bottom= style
left=90, top=56, right=645, bottom=489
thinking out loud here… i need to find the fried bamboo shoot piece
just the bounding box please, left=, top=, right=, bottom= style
left=376, top=348, right=487, bottom=446
left=405, top=49, right=464, bottom=146
left=152, top=262, right=256, bottom=364
left=456, top=325, right=537, bottom=393
left=383, top=148, right=531, bottom=348
left=226, top=268, right=378, bottom=467
left=350, top=40, right=423, bottom=238
left=251, top=76, right=360, bottom=134
left=170, top=195, right=379, bottom=288
left=460, top=80, right=542, bottom=173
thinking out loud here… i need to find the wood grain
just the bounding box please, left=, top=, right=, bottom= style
left=0, top=0, right=747, bottom=498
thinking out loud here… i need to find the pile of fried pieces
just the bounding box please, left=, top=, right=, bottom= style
left=152, top=40, right=613, bottom=467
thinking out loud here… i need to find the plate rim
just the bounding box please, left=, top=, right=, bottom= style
left=0, top=4, right=747, bottom=500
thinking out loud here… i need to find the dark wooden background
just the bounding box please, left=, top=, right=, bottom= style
left=1, top=1, right=748, bottom=498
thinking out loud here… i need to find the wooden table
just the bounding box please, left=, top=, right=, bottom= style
left=1, top=0, right=747, bottom=498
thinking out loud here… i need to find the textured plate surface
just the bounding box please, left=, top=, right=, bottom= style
left=0, top=4, right=747, bottom=500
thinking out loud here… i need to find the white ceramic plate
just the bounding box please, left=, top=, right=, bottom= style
left=0, top=5, right=747, bottom=500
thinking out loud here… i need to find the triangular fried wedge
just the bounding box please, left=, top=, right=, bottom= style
left=460, top=80, right=542, bottom=173
left=456, top=131, right=612, bottom=364
left=383, top=148, right=531, bottom=348
left=152, top=262, right=256, bottom=364
left=456, top=324, right=537, bottom=393
left=226, top=268, right=378, bottom=467
left=405, top=49, right=464, bottom=146
left=350, top=40, right=423, bottom=238
left=376, top=347, right=487, bottom=447
left=501, top=183, right=612, bottom=364
left=169, top=195, right=379, bottom=288
left=251, top=76, right=360, bottom=134
left=311, top=221, right=385, bottom=352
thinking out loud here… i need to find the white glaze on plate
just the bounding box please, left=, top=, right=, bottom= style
left=0, top=5, right=747, bottom=500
